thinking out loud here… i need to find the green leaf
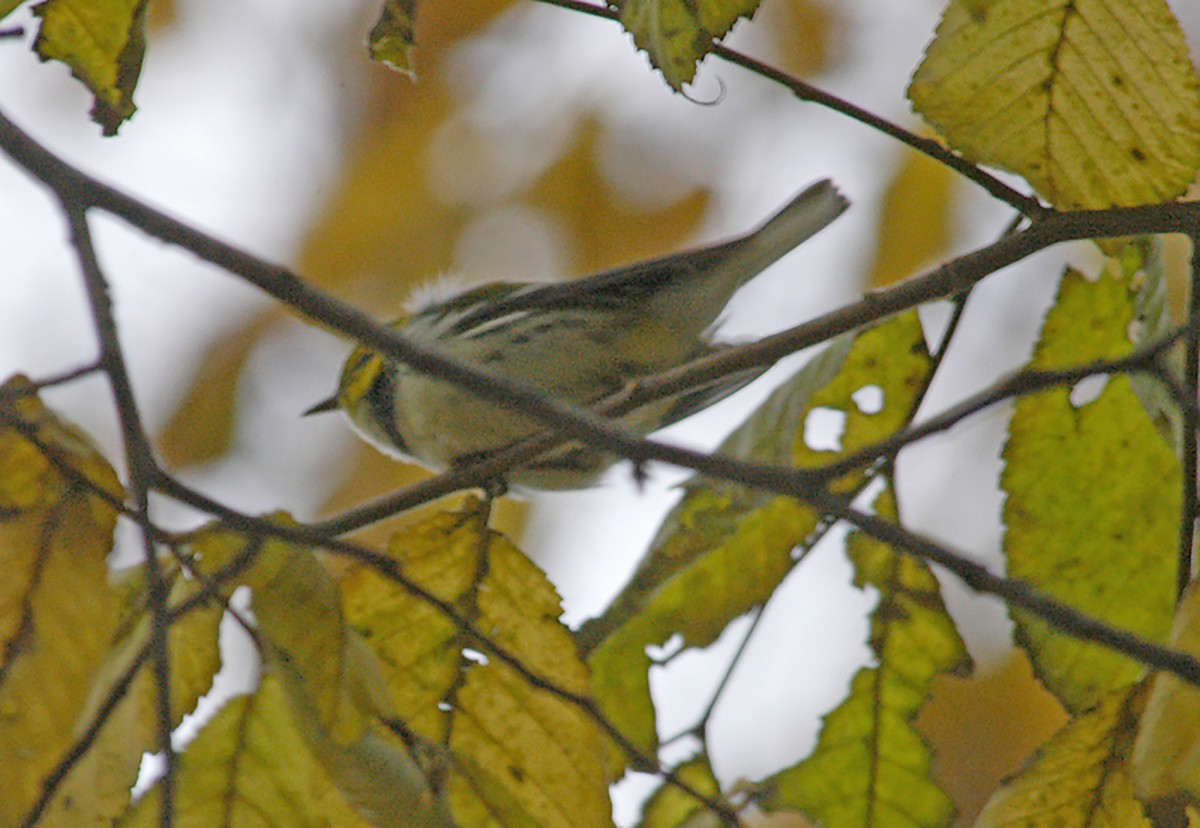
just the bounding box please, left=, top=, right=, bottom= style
left=368, top=0, right=418, bottom=77
left=908, top=0, right=1200, bottom=208
left=32, top=0, right=149, bottom=135
left=977, top=687, right=1150, bottom=827
left=760, top=486, right=968, bottom=828
left=585, top=312, right=932, bottom=765
left=1001, top=264, right=1179, bottom=713
left=618, top=0, right=761, bottom=90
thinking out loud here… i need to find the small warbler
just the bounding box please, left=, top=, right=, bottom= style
left=308, top=180, right=848, bottom=489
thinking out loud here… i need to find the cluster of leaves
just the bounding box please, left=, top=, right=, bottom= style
left=6, top=0, right=1200, bottom=826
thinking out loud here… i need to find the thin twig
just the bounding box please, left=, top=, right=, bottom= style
left=712, top=45, right=1041, bottom=216
left=61, top=202, right=176, bottom=828
left=1181, top=238, right=1200, bottom=599
left=0, top=361, right=102, bottom=403
left=532, top=0, right=1041, bottom=215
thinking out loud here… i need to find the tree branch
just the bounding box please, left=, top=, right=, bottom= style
left=4, top=106, right=1200, bottom=519
left=61, top=202, right=177, bottom=827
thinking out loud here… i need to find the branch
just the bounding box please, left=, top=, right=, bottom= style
left=61, top=202, right=177, bottom=826
left=0, top=362, right=102, bottom=399
left=3, top=106, right=1200, bottom=518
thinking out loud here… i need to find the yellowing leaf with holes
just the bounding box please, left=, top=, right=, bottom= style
left=908, top=0, right=1200, bottom=209
left=761, top=486, right=969, bottom=828
left=582, top=312, right=931, bottom=763
left=619, top=0, right=761, bottom=90
left=119, top=675, right=378, bottom=828
left=189, top=524, right=442, bottom=826
left=1002, top=265, right=1178, bottom=714
left=369, top=0, right=418, bottom=77
left=0, top=376, right=122, bottom=823
left=1132, top=582, right=1200, bottom=805
left=32, top=0, right=149, bottom=135
left=340, top=500, right=612, bottom=826
left=977, top=687, right=1149, bottom=827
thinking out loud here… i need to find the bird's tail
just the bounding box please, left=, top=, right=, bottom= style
left=730, top=179, right=849, bottom=290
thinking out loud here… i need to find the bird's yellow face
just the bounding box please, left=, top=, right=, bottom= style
left=336, top=343, right=413, bottom=457
left=338, top=344, right=384, bottom=412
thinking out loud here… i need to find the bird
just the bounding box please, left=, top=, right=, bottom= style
left=307, top=179, right=848, bottom=490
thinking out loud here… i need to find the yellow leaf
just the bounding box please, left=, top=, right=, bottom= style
left=246, top=532, right=391, bottom=745
left=157, top=311, right=275, bottom=469
left=759, top=0, right=834, bottom=80
left=32, top=0, right=149, bottom=135
left=1133, top=582, right=1200, bottom=805
left=619, top=0, right=762, bottom=90
left=0, top=377, right=123, bottom=822
left=369, top=0, right=418, bottom=77
left=908, top=0, right=1200, bottom=208
left=916, top=653, right=1069, bottom=823
left=189, top=524, right=442, bottom=825
left=119, top=675, right=378, bottom=828
left=1001, top=265, right=1178, bottom=713
left=341, top=500, right=612, bottom=826
left=1, top=0, right=25, bottom=22
left=977, top=687, right=1150, bottom=827
left=529, top=120, right=711, bottom=276
left=42, top=573, right=225, bottom=825
left=868, top=146, right=956, bottom=288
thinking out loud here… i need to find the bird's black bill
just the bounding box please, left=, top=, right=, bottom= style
left=303, top=395, right=339, bottom=416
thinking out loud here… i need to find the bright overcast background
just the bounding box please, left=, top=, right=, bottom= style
left=3, top=0, right=1199, bottom=822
